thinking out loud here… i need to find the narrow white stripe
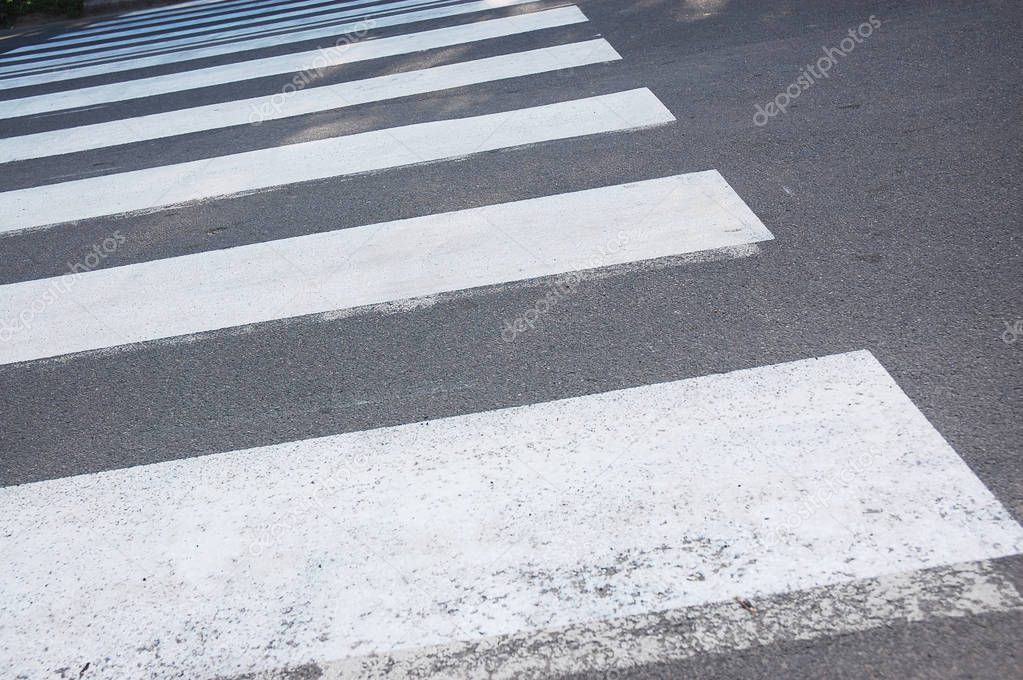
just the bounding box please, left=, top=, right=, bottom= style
left=1, top=87, right=669, bottom=229
left=29, top=0, right=354, bottom=47
left=0, top=0, right=556, bottom=90
left=2, top=0, right=446, bottom=66
left=49, top=0, right=314, bottom=42
left=122, top=0, right=233, bottom=18
left=0, top=6, right=583, bottom=101
left=0, top=88, right=672, bottom=238
left=0, top=0, right=454, bottom=73
left=2, top=351, right=1021, bottom=679
left=0, top=40, right=621, bottom=163
left=0, top=168, right=759, bottom=365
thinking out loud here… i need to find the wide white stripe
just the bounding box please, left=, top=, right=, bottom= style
left=1, top=0, right=447, bottom=67
left=2, top=351, right=1021, bottom=680
left=0, top=0, right=555, bottom=89
left=25, top=0, right=356, bottom=49
left=0, top=88, right=672, bottom=237
left=0, top=41, right=621, bottom=163
left=0, top=169, right=757, bottom=365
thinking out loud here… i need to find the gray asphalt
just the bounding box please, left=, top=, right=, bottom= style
left=1, top=0, right=1021, bottom=676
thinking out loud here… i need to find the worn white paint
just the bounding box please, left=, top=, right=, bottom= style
left=0, top=0, right=567, bottom=89
left=0, top=88, right=671, bottom=236
left=0, top=40, right=621, bottom=163
left=1, top=0, right=447, bottom=67
left=2, top=351, right=1021, bottom=679
left=311, top=560, right=1023, bottom=679
left=0, top=170, right=759, bottom=365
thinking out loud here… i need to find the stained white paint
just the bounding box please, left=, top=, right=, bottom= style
left=0, top=40, right=621, bottom=163
left=13, top=0, right=385, bottom=53
left=0, top=169, right=757, bottom=365
left=311, top=560, right=1023, bottom=679
left=0, top=0, right=561, bottom=89
left=1, top=0, right=447, bottom=66
left=2, top=351, right=1021, bottom=680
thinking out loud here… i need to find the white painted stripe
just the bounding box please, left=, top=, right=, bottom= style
left=311, top=560, right=1023, bottom=678
left=0, top=40, right=621, bottom=163
left=1, top=0, right=446, bottom=65
left=117, top=0, right=341, bottom=22
left=21, top=0, right=351, bottom=52
left=43, top=0, right=318, bottom=45
left=5, top=7, right=445, bottom=72
left=29, top=0, right=353, bottom=47
left=0, top=5, right=584, bottom=100
left=0, top=0, right=456, bottom=73
left=122, top=0, right=233, bottom=18
left=0, top=88, right=672, bottom=237
left=0, top=0, right=557, bottom=89
left=0, top=169, right=757, bottom=365
left=2, top=351, right=1021, bottom=679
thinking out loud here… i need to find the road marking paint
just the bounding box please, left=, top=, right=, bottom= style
left=0, top=0, right=565, bottom=89
left=1, top=0, right=447, bottom=67
left=12, top=0, right=390, bottom=53
left=2, top=351, right=1021, bottom=679
left=0, top=40, right=622, bottom=163
left=0, top=168, right=765, bottom=365
left=307, top=560, right=1023, bottom=679
left=0, top=88, right=672, bottom=237
left=122, top=0, right=234, bottom=18
left=43, top=0, right=324, bottom=42
left=0, top=87, right=672, bottom=232
left=0, top=6, right=585, bottom=101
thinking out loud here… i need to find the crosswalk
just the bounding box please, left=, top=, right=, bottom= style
left=2, top=88, right=672, bottom=233
left=0, top=1, right=1020, bottom=679
left=0, top=1, right=575, bottom=90
left=0, top=38, right=621, bottom=160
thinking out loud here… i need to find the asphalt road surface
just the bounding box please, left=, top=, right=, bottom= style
left=1, top=0, right=1021, bottom=678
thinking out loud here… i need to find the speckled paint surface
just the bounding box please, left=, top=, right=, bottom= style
left=2, top=350, right=1021, bottom=678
